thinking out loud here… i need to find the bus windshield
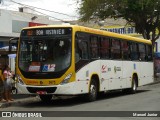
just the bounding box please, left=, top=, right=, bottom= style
left=19, top=28, right=72, bottom=73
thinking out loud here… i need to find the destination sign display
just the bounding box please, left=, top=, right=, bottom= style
left=21, top=28, right=72, bottom=36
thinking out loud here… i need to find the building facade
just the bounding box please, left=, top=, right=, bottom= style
left=0, top=8, right=63, bottom=47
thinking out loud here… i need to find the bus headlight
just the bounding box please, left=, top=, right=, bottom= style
left=60, top=73, right=72, bottom=85
left=16, top=74, right=25, bottom=85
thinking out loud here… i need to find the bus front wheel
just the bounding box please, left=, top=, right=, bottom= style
left=85, top=79, right=98, bottom=102
left=39, top=95, right=53, bottom=102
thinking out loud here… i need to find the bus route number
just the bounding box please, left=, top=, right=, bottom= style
left=36, top=30, right=44, bottom=36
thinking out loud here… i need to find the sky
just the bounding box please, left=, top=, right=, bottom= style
left=0, top=0, right=79, bottom=20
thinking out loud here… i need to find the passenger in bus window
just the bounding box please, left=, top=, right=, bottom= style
left=78, top=41, right=88, bottom=59
left=75, top=41, right=81, bottom=62
left=91, top=48, right=98, bottom=58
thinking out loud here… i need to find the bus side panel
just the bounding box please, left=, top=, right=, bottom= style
left=139, top=62, right=153, bottom=86
left=107, top=60, right=123, bottom=90
left=123, top=61, right=140, bottom=88
left=75, top=60, right=101, bottom=94
left=122, top=61, right=133, bottom=88
left=100, top=60, right=110, bottom=91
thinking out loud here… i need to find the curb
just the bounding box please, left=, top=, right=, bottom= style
left=149, top=80, right=160, bottom=85
left=0, top=96, right=38, bottom=108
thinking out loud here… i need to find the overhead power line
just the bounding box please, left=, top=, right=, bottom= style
left=10, top=0, right=78, bottom=18
left=28, top=7, right=65, bottom=22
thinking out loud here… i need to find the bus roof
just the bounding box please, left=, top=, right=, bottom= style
left=22, top=25, right=152, bottom=45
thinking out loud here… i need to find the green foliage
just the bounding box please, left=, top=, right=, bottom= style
left=78, top=0, right=160, bottom=41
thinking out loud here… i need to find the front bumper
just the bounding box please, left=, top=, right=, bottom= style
left=16, top=82, right=76, bottom=95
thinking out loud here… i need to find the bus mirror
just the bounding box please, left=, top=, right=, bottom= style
left=9, top=37, right=19, bottom=53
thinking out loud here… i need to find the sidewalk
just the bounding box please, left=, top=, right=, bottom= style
left=152, top=77, right=160, bottom=84
left=0, top=95, right=38, bottom=108
left=1, top=78, right=160, bottom=108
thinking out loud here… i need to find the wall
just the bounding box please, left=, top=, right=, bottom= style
left=12, top=20, right=28, bottom=33
left=0, top=9, right=12, bottom=33
left=0, top=9, right=63, bottom=47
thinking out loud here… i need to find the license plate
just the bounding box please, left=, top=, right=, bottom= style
left=36, top=91, right=47, bottom=95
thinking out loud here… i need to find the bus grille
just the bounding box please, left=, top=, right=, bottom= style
left=27, top=87, right=57, bottom=94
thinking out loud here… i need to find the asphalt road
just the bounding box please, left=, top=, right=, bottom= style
left=0, top=82, right=160, bottom=120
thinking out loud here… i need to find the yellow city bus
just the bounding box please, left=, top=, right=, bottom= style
left=15, top=25, right=153, bottom=102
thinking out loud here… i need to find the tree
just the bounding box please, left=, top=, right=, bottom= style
left=78, top=0, right=160, bottom=44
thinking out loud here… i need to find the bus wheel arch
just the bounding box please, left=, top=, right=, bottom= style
left=86, top=74, right=100, bottom=102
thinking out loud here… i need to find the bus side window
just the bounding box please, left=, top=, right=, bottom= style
left=146, top=45, right=153, bottom=61
left=111, top=39, right=121, bottom=59
left=130, top=42, right=139, bottom=60
left=75, top=36, right=80, bottom=63
left=121, top=41, right=130, bottom=60
left=100, top=37, right=110, bottom=59
left=75, top=33, right=89, bottom=62
left=90, top=36, right=99, bottom=59
left=79, top=41, right=88, bottom=59
left=138, top=44, right=146, bottom=61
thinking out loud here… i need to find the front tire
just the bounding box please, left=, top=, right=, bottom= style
left=11, top=87, right=17, bottom=94
left=85, top=79, right=98, bottom=102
